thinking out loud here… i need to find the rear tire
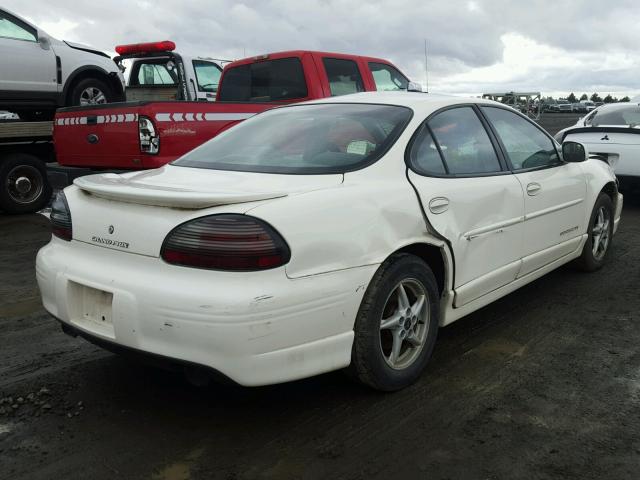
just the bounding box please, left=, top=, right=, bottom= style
left=575, top=193, right=614, bottom=271
left=69, top=78, right=114, bottom=106
left=0, top=154, right=52, bottom=214
left=349, top=253, right=440, bottom=391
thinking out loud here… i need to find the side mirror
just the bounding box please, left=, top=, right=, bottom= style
left=407, top=81, right=424, bottom=93
left=38, top=35, right=51, bottom=50
left=562, top=141, right=586, bottom=163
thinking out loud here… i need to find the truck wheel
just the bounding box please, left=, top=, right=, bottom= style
left=0, top=154, right=52, bottom=214
left=70, top=78, right=114, bottom=106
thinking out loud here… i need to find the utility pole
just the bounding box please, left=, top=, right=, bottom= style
left=424, top=39, right=429, bottom=93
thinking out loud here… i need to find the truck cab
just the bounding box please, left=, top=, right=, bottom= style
left=114, top=41, right=228, bottom=102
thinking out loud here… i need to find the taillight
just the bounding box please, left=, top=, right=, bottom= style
left=139, top=116, right=159, bottom=154
left=161, top=214, right=290, bottom=271
left=50, top=191, right=72, bottom=241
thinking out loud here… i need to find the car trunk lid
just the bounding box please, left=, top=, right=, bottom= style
left=68, top=166, right=342, bottom=257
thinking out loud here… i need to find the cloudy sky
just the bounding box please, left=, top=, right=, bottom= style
left=5, top=0, right=640, bottom=98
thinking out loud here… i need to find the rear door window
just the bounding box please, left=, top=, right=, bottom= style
left=322, top=58, right=365, bottom=96
left=408, top=126, right=447, bottom=175
left=217, top=57, right=308, bottom=102
left=427, top=107, right=502, bottom=175
left=369, top=62, right=408, bottom=91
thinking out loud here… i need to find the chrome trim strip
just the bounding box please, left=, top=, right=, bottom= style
left=524, top=198, right=583, bottom=221
left=464, top=216, right=524, bottom=241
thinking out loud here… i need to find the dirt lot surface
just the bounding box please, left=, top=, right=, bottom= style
left=2, top=112, right=639, bottom=480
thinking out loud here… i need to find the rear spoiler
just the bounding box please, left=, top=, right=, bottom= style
left=559, top=126, right=640, bottom=142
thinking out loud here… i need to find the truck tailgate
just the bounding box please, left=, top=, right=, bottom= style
left=54, top=102, right=277, bottom=170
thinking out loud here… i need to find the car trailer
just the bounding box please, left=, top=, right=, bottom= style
left=0, top=120, right=54, bottom=214
left=482, top=91, right=542, bottom=121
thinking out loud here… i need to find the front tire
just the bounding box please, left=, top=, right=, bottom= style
left=575, top=193, right=614, bottom=271
left=349, top=253, right=440, bottom=391
left=69, top=78, right=114, bottom=106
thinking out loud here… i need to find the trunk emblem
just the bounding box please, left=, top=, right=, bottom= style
left=601, top=134, right=610, bottom=141
left=87, top=134, right=99, bottom=144
left=108, top=225, right=114, bottom=234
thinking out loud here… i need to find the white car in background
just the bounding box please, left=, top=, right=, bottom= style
left=556, top=102, right=640, bottom=191
left=37, top=92, right=622, bottom=391
left=0, top=7, right=124, bottom=119
left=0, top=110, right=18, bottom=120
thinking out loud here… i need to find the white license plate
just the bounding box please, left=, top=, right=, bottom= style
left=67, top=281, right=115, bottom=338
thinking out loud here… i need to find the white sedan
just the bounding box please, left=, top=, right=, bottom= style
left=37, top=92, right=623, bottom=391
left=556, top=102, right=640, bottom=192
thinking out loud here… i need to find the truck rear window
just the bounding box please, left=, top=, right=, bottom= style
left=217, top=57, right=307, bottom=102
left=173, top=103, right=412, bottom=174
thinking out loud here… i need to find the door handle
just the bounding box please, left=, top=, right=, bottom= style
left=526, top=182, right=542, bottom=196
left=429, top=197, right=449, bottom=214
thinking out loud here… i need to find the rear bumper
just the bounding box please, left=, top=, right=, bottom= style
left=36, top=238, right=376, bottom=386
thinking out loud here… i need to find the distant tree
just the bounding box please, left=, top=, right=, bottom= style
left=620, top=96, right=630, bottom=102
left=590, top=93, right=602, bottom=102
left=567, top=92, right=577, bottom=103
left=604, top=94, right=615, bottom=103
left=579, top=93, right=588, bottom=101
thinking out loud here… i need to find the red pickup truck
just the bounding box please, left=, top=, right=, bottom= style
left=49, top=47, right=411, bottom=187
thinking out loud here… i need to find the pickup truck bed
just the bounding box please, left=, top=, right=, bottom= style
left=55, top=101, right=276, bottom=169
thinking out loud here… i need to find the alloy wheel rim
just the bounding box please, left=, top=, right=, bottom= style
left=592, top=206, right=611, bottom=261
left=79, top=87, right=107, bottom=105
left=6, top=165, right=43, bottom=204
left=379, top=279, right=429, bottom=370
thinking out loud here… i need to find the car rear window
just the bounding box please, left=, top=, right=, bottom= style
left=173, top=103, right=412, bottom=174
left=587, top=105, right=640, bottom=127
left=131, top=60, right=178, bottom=86
left=217, top=57, right=307, bottom=102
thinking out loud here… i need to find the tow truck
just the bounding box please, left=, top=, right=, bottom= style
left=0, top=41, right=229, bottom=214
left=50, top=43, right=411, bottom=188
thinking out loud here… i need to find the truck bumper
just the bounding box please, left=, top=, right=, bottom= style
left=47, top=163, right=128, bottom=190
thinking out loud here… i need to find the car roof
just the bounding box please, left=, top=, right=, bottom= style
left=303, top=91, right=505, bottom=114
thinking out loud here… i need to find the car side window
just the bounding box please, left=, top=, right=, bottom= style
left=0, top=12, right=37, bottom=42
left=408, top=126, right=447, bottom=175
left=322, top=58, right=365, bottom=96
left=427, top=107, right=502, bottom=175
left=482, top=107, right=560, bottom=170
left=369, top=62, right=408, bottom=91
left=193, top=60, right=222, bottom=92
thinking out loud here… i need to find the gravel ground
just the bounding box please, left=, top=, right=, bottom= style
left=537, top=112, right=582, bottom=136
left=3, top=113, right=640, bottom=480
